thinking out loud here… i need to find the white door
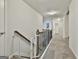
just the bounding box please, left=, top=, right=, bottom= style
left=0, top=0, right=5, bottom=56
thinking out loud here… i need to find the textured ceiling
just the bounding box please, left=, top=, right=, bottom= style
left=23, top=0, right=72, bottom=16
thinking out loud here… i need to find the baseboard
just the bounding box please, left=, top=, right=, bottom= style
left=69, top=47, right=77, bottom=59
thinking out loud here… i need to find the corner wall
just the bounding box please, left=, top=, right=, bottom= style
left=69, top=0, right=78, bottom=57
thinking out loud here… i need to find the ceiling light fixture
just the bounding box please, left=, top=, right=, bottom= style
left=46, top=11, right=59, bottom=15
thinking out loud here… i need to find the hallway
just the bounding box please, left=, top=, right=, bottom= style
left=41, top=34, right=76, bottom=59
left=0, top=0, right=78, bottom=59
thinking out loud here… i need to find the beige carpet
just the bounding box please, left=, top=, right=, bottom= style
left=42, top=34, right=76, bottom=59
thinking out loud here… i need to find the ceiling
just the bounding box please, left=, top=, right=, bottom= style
left=23, top=0, right=72, bottom=16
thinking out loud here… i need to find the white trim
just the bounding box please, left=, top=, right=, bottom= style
left=69, top=47, right=77, bottom=59
left=39, top=38, right=53, bottom=59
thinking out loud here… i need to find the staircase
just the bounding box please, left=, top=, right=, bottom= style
left=8, top=30, right=52, bottom=59
left=8, top=31, right=31, bottom=59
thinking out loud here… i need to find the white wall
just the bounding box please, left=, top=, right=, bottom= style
left=53, top=17, right=64, bottom=37
left=0, top=0, right=5, bottom=56
left=63, top=15, right=69, bottom=38
left=0, top=0, right=4, bottom=32
left=5, top=0, right=43, bottom=56
left=69, top=0, right=78, bottom=57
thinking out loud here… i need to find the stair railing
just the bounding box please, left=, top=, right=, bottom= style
left=33, top=30, right=52, bottom=59
left=11, top=30, right=32, bottom=59
left=10, top=30, right=52, bottom=59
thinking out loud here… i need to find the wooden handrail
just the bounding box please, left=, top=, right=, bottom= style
left=14, top=31, right=31, bottom=43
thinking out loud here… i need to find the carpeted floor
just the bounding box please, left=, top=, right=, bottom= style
left=42, top=34, right=76, bottom=59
